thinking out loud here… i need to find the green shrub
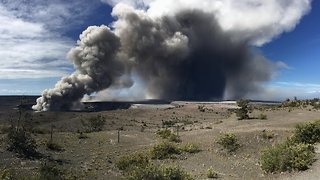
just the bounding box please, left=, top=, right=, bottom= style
left=217, top=133, right=240, bottom=153
left=207, top=166, right=218, bottom=179
left=157, top=129, right=172, bottom=139
left=6, top=127, right=38, bottom=158
left=292, top=120, right=320, bottom=144
left=236, top=99, right=249, bottom=120
left=116, top=152, right=149, bottom=171
left=181, top=143, right=200, bottom=153
left=128, top=164, right=193, bottom=180
left=82, top=115, right=106, bottom=132
left=157, top=129, right=181, bottom=142
left=261, top=143, right=315, bottom=173
left=150, top=141, right=181, bottom=159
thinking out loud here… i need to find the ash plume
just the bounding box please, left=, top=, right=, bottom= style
left=33, top=1, right=311, bottom=111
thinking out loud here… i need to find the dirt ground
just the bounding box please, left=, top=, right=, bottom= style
left=0, top=97, right=320, bottom=179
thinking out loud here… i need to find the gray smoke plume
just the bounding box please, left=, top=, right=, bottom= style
left=32, top=2, right=305, bottom=111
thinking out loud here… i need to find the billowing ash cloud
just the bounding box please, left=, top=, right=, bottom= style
left=33, top=0, right=311, bottom=111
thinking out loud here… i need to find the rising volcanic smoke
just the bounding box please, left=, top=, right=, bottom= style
left=33, top=0, right=311, bottom=111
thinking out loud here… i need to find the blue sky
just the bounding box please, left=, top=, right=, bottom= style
left=0, top=0, right=319, bottom=100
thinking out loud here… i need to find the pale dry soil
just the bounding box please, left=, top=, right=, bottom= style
left=0, top=101, right=320, bottom=179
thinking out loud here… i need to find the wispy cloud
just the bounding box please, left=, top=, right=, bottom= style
left=247, top=81, right=320, bottom=101
left=0, top=0, right=99, bottom=79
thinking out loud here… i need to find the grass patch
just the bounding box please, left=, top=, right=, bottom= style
left=127, top=164, right=193, bottom=180
left=150, top=141, right=181, bottom=159
left=207, top=166, right=218, bottom=179
left=217, top=133, right=240, bottom=153
left=116, top=151, right=193, bottom=180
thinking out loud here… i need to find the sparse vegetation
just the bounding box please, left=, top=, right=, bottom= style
left=127, top=164, right=193, bottom=180
left=116, top=152, right=150, bottom=171
left=207, top=166, right=218, bottom=179
left=150, top=141, right=181, bottom=159
left=217, top=133, right=240, bottom=153
left=156, top=129, right=181, bottom=142
left=236, top=99, right=249, bottom=120
left=258, top=113, right=267, bottom=120
left=181, top=143, right=200, bottom=153
left=116, top=151, right=193, bottom=180
left=157, top=129, right=172, bottom=139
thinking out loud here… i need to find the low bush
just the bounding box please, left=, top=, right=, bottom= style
left=6, top=127, right=38, bottom=158
left=292, top=120, right=320, bottom=144
left=156, top=129, right=172, bottom=139
left=261, top=130, right=274, bottom=140
left=116, top=152, right=149, bottom=171
left=127, top=164, right=193, bottom=180
left=82, top=115, right=106, bottom=132
left=150, top=141, right=181, bottom=159
left=236, top=99, right=249, bottom=120
left=181, top=143, right=200, bottom=153
left=46, top=141, right=63, bottom=152
left=258, top=114, right=267, bottom=120
left=207, top=166, right=218, bottom=179
left=261, top=142, right=315, bottom=172
left=217, top=133, right=240, bottom=153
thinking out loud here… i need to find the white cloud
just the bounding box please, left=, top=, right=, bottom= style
left=0, top=0, right=99, bottom=79
left=103, top=0, right=311, bottom=46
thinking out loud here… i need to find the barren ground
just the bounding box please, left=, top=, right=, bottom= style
left=0, top=97, right=319, bottom=179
